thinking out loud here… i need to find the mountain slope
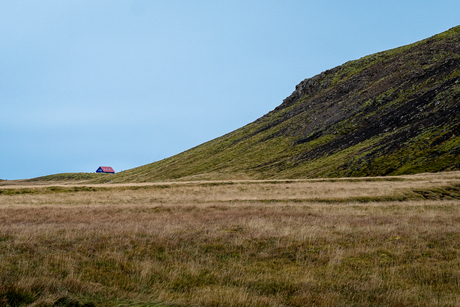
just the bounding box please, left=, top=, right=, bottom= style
left=100, top=26, right=460, bottom=183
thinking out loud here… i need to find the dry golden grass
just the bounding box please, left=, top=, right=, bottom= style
left=1, top=172, right=460, bottom=306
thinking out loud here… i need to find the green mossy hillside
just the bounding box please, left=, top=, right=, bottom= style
left=45, top=26, right=460, bottom=183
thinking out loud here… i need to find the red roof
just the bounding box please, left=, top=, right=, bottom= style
left=99, top=166, right=115, bottom=173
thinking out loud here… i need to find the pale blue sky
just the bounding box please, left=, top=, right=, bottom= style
left=2, top=1, right=460, bottom=180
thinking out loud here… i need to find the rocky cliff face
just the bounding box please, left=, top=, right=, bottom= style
left=244, top=26, right=460, bottom=177
left=93, top=26, right=460, bottom=182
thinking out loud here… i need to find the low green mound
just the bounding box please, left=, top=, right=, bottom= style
left=27, top=172, right=110, bottom=182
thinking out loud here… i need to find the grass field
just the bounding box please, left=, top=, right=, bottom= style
left=1, top=172, right=460, bottom=306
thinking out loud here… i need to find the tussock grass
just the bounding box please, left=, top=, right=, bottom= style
left=1, top=173, right=460, bottom=306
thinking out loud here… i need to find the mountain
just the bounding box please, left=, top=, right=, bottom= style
left=82, top=26, right=460, bottom=182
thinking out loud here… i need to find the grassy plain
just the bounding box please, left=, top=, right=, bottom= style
left=1, top=172, right=460, bottom=306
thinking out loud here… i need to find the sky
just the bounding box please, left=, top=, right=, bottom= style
left=2, top=1, right=460, bottom=180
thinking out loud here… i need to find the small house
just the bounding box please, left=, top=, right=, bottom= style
left=96, top=166, right=115, bottom=174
